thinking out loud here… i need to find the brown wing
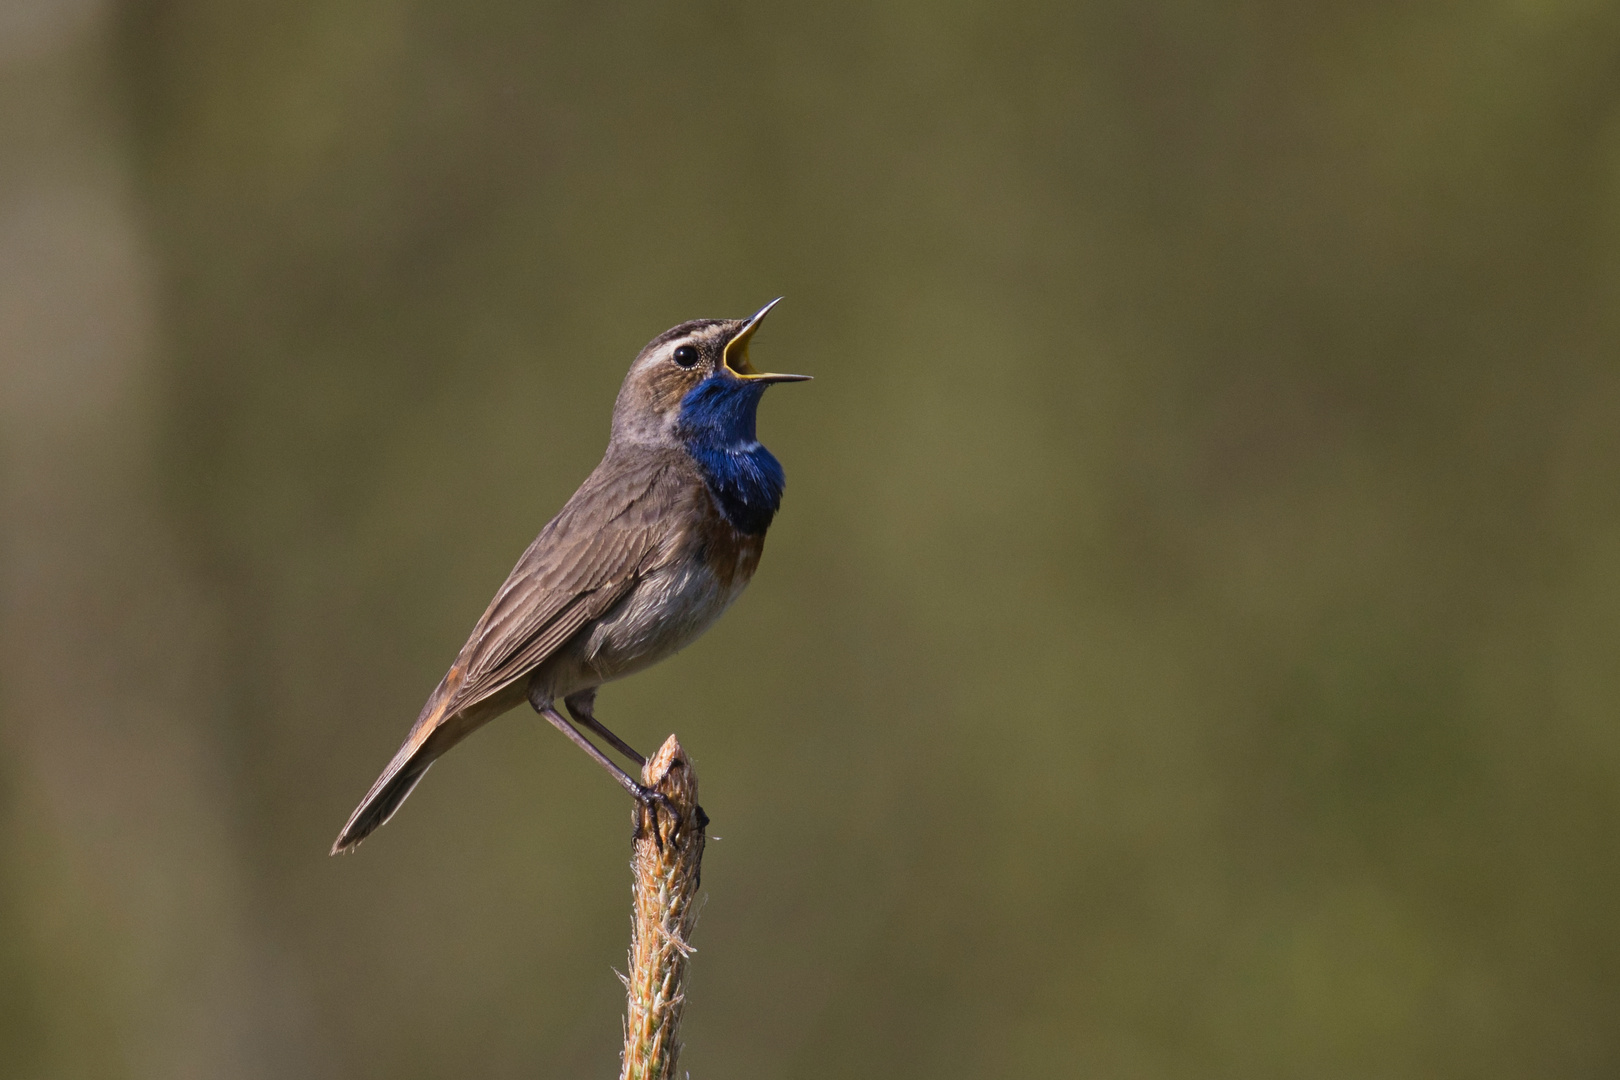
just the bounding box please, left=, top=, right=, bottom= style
left=331, top=448, right=689, bottom=853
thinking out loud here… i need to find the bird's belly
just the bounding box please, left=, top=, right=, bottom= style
left=547, top=550, right=757, bottom=696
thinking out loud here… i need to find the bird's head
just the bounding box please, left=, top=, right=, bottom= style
left=611, top=299, right=809, bottom=448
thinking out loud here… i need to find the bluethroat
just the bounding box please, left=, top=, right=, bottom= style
left=332, top=300, right=807, bottom=853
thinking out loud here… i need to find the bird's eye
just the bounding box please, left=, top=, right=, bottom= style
left=673, top=345, right=699, bottom=368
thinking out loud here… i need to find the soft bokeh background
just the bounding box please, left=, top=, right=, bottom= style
left=3, top=1, right=1619, bottom=1077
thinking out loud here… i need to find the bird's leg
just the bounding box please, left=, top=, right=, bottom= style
left=531, top=696, right=675, bottom=820
left=565, top=689, right=646, bottom=766
left=569, top=692, right=708, bottom=832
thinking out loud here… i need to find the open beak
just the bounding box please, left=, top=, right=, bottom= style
left=722, top=298, right=811, bottom=383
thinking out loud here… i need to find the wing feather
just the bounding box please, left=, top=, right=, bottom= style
left=440, top=450, right=682, bottom=713
left=333, top=447, right=695, bottom=853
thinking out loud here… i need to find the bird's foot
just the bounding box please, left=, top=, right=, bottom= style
left=632, top=782, right=680, bottom=825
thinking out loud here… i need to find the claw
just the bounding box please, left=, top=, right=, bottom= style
left=633, top=782, right=687, bottom=848
left=634, top=782, right=679, bottom=819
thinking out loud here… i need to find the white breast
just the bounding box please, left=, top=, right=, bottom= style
left=534, top=556, right=751, bottom=702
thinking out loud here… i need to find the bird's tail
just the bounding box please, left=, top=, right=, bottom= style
left=331, top=685, right=459, bottom=855
left=330, top=742, right=436, bottom=855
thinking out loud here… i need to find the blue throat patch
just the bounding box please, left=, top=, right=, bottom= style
left=677, top=376, right=785, bottom=536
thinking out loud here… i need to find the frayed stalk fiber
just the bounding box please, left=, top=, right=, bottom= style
left=620, top=736, right=707, bottom=1080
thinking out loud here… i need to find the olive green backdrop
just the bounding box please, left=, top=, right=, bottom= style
left=2, top=2, right=1618, bottom=1077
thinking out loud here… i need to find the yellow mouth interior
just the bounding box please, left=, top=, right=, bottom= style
left=720, top=299, right=788, bottom=381
left=723, top=338, right=761, bottom=377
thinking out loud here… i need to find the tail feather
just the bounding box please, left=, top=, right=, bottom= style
left=331, top=689, right=452, bottom=855
left=331, top=667, right=520, bottom=854
left=330, top=750, right=435, bottom=854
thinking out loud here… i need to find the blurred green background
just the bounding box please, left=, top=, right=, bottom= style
left=3, top=1, right=1619, bottom=1077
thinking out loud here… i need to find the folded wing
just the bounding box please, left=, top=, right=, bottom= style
left=331, top=450, right=686, bottom=853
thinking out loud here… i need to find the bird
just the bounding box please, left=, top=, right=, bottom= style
left=331, top=300, right=808, bottom=854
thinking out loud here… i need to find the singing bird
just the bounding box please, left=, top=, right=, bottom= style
left=332, top=300, right=808, bottom=854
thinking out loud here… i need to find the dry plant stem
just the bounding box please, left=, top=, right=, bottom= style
left=621, top=735, right=708, bottom=1080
